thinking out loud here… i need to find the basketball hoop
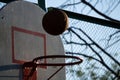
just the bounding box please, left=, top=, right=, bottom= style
left=22, top=55, right=83, bottom=80
left=33, top=55, right=83, bottom=66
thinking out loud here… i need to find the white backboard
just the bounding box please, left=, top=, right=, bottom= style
left=0, top=1, right=65, bottom=80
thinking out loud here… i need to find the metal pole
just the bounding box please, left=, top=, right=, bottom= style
left=38, top=0, right=46, bottom=11
left=0, top=0, right=16, bottom=3
left=48, top=7, right=120, bottom=29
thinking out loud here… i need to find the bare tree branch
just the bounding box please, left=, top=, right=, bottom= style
left=81, top=0, right=120, bottom=23
left=66, top=52, right=101, bottom=62
left=65, top=27, right=120, bottom=78
left=59, top=1, right=82, bottom=8
left=70, top=27, right=120, bottom=66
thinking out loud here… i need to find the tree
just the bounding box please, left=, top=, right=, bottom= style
left=63, top=27, right=120, bottom=80
left=59, top=0, right=120, bottom=80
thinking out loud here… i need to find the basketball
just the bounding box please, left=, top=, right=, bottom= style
left=42, top=9, right=69, bottom=35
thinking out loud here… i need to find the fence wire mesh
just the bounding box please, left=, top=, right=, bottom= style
left=61, top=18, right=120, bottom=80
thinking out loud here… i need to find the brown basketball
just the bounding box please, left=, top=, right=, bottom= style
left=42, top=9, right=68, bottom=35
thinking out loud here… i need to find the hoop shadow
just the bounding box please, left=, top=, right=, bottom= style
left=0, top=64, right=22, bottom=80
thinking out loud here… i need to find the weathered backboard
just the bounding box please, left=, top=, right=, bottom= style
left=0, top=1, right=65, bottom=80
